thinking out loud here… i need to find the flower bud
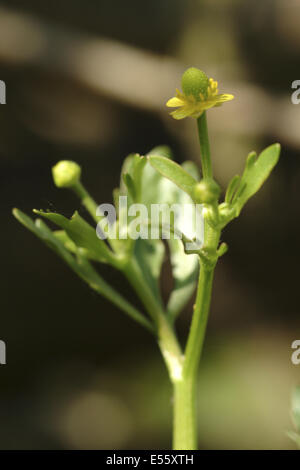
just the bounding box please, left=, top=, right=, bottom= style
left=181, top=67, right=209, bottom=100
left=193, top=178, right=221, bottom=204
left=52, top=161, right=81, bottom=188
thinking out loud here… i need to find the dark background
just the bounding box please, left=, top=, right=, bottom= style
left=0, top=0, right=299, bottom=449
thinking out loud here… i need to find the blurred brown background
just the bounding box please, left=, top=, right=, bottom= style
left=0, top=0, right=299, bottom=449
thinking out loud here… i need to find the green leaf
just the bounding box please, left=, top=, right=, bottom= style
left=134, top=238, right=165, bottom=306
left=73, top=253, right=154, bottom=332
left=167, top=238, right=199, bottom=320
left=13, top=209, right=99, bottom=279
left=123, top=173, right=136, bottom=201
left=119, top=153, right=135, bottom=205
left=225, top=174, right=241, bottom=204
left=127, top=153, right=169, bottom=308
left=13, top=209, right=77, bottom=264
left=116, top=148, right=200, bottom=319
left=33, top=210, right=114, bottom=264
left=13, top=209, right=153, bottom=332
left=131, top=154, right=147, bottom=202
left=118, top=146, right=175, bottom=211
left=53, top=230, right=100, bottom=261
left=182, top=160, right=200, bottom=181
left=148, top=155, right=198, bottom=199
left=141, top=163, right=178, bottom=208
left=147, top=145, right=173, bottom=159
left=53, top=229, right=80, bottom=252
left=141, top=155, right=200, bottom=320
left=120, top=153, right=147, bottom=203
left=166, top=170, right=200, bottom=320
left=232, top=143, right=280, bottom=215
left=117, top=149, right=170, bottom=307
left=167, top=163, right=200, bottom=320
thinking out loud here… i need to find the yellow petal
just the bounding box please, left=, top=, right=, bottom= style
left=170, top=107, right=192, bottom=120
left=215, top=93, right=234, bottom=103
left=175, top=88, right=185, bottom=100
left=198, top=99, right=218, bottom=111
left=166, top=96, right=185, bottom=107
left=190, top=109, right=204, bottom=118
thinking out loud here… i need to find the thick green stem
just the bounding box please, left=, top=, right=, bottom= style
left=172, top=262, right=216, bottom=450
left=197, top=112, right=212, bottom=179
left=173, top=376, right=197, bottom=450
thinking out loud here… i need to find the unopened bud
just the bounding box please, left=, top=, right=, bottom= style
left=193, top=178, right=221, bottom=204
left=52, top=161, right=81, bottom=188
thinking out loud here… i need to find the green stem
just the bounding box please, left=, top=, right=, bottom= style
left=172, top=112, right=220, bottom=449
left=79, top=260, right=155, bottom=333
left=72, top=181, right=101, bottom=223
left=172, top=262, right=216, bottom=450
left=123, top=258, right=164, bottom=324
left=173, top=376, right=197, bottom=450
left=184, top=262, right=215, bottom=379
left=71, top=180, right=120, bottom=259
left=124, top=258, right=183, bottom=383
left=197, top=112, right=212, bottom=179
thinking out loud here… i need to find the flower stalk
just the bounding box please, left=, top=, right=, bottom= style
left=172, top=109, right=220, bottom=449
left=197, top=112, right=212, bottom=179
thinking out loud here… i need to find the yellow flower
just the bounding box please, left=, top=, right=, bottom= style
left=166, top=67, right=234, bottom=120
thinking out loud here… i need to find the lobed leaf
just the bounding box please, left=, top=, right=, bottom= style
left=117, top=147, right=201, bottom=319
left=133, top=238, right=165, bottom=307
left=225, top=174, right=241, bottom=204
left=232, top=144, right=280, bottom=215
left=33, top=210, right=114, bottom=264
left=13, top=209, right=153, bottom=332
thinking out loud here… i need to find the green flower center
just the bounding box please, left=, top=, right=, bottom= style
left=181, top=67, right=209, bottom=101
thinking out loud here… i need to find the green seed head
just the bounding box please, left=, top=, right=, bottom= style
left=52, top=160, right=81, bottom=188
left=181, top=67, right=209, bottom=100
left=193, top=178, right=221, bottom=204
